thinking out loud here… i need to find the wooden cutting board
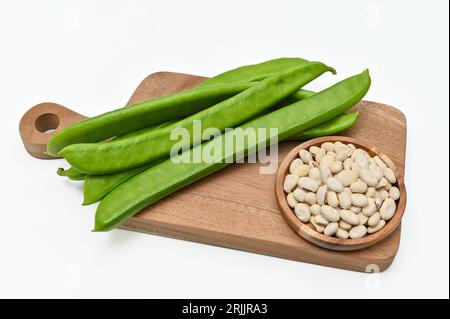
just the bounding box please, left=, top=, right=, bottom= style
left=19, top=71, right=407, bottom=272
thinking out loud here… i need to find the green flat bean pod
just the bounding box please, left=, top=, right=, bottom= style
left=287, top=111, right=360, bottom=140
left=94, top=70, right=371, bottom=231
left=47, top=82, right=254, bottom=156
left=199, top=57, right=316, bottom=101
left=197, top=57, right=309, bottom=87
left=61, top=62, right=336, bottom=175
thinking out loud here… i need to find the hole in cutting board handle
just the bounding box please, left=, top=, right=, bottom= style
left=35, top=113, right=60, bottom=133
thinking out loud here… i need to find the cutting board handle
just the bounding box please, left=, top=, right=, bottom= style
left=19, top=102, right=87, bottom=159
left=18, top=71, right=207, bottom=160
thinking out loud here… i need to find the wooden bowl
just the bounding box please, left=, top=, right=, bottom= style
left=275, top=136, right=407, bottom=251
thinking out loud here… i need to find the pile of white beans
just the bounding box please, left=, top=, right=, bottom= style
left=283, top=141, right=400, bottom=239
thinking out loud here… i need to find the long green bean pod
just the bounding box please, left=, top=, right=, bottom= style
left=198, top=57, right=315, bottom=101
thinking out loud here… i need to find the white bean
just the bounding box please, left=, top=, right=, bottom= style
left=314, top=214, right=330, bottom=226
left=338, top=191, right=352, bottom=209
left=354, top=151, right=370, bottom=169
left=358, top=213, right=369, bottom=225
left=298, top=177, right=320, bottom=192
left=321, top=154, right=334, bottom=166
left=343, top=158, right=353, bottom=170
left=308, top=167, right=321, bottom=182
left=289, top=158, right=303, bottom=174
left=368, top=212, right=381, bottom=227
left=305, top=192, right=317, bottom=205
left=322, top=142, right=335, bottom=152
left=326, top=151, right=336, bottom=159
left=319, top=155, right=334, bottom=184
left=311, top=217, right=325, bottom=233
left=339, top=220, right=352, bottom=231
left=327, top=177, right=344, bottom=193
left=377, top=189, right=389, bottom=201
left=351, top=162, right=362, bottom=174
left=299, top=149, right=313, bottom=164
left=351, top=194, right=368, bottom=207
left=320, top=169, right=332, bottom=186
left=365, top=187, right=376, bottom=198
left=320, top=205, right=340, bottom=222
left=335, top=170, right=358, bottom=187
left=350, top=179, right=368, bottom=193
left=376, top=177, right=390, bottom=189
left=316, top=185, right=327, bottom=205
left=315, top=148, right=326, bottom=163
left=336, top=228, right=349, bottom=239
left=287, top=193, right=298, bottom=208
left=310, top=204, right=321, bottom=216
left=374, top=197, right=382, bottom=210
left=294, top=203, right=311, bottom=222
left=309, top=146, right=321, bottom=157
left=340, top=210, right=360, bottom=225
left=362, top=198, right=377, bottom=217
left=294, top=164, right=310, bottom=177
left=327, top=191, right=339, bottom=208
left=359, top=168, right=379, bottom=187
left=335, top=144, right=352, bottom=161
left=283, top=174, right=298, bottom=193
left=389, top=186, right=400, bottom=201
left=293, top=188, right=306, bottom=202
left=383, top=167, right=397, bottom=184
left=370, top=163, right=384, bottom=180
left=350, top=206, right=362, bottom=214
left=380, top=198, right=397, bottom=220
left=349, top=225, right=367, bottom=239
left=373, top=155, right=387, bottom=169
left=368, top=220, right=386, bottom=234
left=330, top=160, right=343, bottom=174
left=324, top=222, right=339, bottom=236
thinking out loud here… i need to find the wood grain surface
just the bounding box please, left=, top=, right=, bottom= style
left=19, top=71, right=407, bottom=272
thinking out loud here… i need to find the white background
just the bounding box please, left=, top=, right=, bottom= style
left=0, top=0, right=448, bottom=298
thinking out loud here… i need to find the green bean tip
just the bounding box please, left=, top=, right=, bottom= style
left=57, top=167, right=66, bottom=176
left=329, top=67, right=337, bottom=75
